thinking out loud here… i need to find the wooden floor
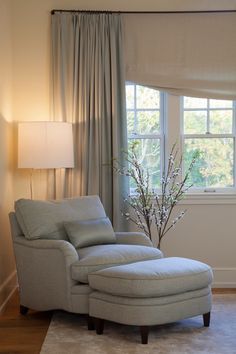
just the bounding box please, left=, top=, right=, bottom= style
left=0, top=288, right=236, bottom=354
left=0, top=291, right=52, bottom=354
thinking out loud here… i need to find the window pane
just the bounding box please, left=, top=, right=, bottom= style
left=128, top=139, right=161, bottom=189
left=136, top=86, right=160, bottom=109
left=184, top=111, right=207, bottom=134
left=210, top=110, right=233, bottom=134
left=127, top=111, right=135, bottom=135
left=184, top=97, right=207, bottom=109
left=209, top=99, right=233, bottom=108
left=137, top=111, right=160, bottom=134
left=184, top=138, right=234, bottom=188
left=126, top=85, right=134, bottom=109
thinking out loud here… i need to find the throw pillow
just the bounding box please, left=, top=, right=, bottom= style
left=64, top=217, right=116, bottom=248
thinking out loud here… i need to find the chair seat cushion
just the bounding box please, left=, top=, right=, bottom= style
left=71, top=244, right=163, bottom=283
left=88, top=257, right=213, bottom=297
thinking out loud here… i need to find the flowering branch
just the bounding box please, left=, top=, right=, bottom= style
left=112, top=142, right=198, bottom=249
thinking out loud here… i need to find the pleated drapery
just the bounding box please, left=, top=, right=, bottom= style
left=51, top=13, right=127, bottom=230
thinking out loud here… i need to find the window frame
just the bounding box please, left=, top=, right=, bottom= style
left=180, top=96, right=236, bottom=194
left=125, top=83, right=236, bottom=198
left=126, top=82, right=165, bottom=193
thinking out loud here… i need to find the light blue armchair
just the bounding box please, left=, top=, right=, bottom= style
left=9, top=196, right=163, bottom=317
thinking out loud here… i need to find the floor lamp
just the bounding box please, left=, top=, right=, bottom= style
left=18, top=122, right=74, bottom=199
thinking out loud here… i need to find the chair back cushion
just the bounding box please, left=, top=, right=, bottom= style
left=15, top=196, right=106, bottom=240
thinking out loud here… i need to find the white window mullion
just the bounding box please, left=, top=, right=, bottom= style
left=165, top=93, right=182, bottom=178
left=233, top=101, right=236, bottom=188
left=206, top=99, right=210, bottom=134
left=134, top=84, right=137, bottom=133
left=160, top=92, right=165, bottom=178
left=184, top=134, right=233, bottom=139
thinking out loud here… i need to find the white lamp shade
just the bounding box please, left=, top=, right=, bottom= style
left=18, top=122, right=74, bottom=169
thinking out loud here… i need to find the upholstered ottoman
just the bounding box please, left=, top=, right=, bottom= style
left=88, top=257, right=213, bottom=344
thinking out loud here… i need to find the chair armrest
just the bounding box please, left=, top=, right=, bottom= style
left=13, top=237, right=79, bottom=311
left=115, top=232, right=153, bottom=247
left=14, top=237, right=79, bottom=266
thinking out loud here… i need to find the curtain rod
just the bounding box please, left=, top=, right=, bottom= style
left=51, top=9, right=236, bottom=15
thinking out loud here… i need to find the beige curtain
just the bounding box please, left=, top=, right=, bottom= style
left=124, top=13, right=236, bottom=99
left=50, top=13, right=127, bottom=230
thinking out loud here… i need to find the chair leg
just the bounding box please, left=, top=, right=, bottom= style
left=87, top=316, right=95, bottom=330
left=203, top=312, right=211, bottom=327
left=140, top=326, right=149, bottom=344
left=20, top=305, right=29, bottom=315
left=94, top=318, right=104, bottom=335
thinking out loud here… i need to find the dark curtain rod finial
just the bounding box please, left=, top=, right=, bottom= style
left=51, top=9, right=236, bottom=15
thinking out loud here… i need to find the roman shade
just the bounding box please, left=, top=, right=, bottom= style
left=124, top=13, right=236, bottom=99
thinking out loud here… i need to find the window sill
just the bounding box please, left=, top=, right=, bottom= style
left=130, top=192, right=236, bottom=205
left=179, top=193, right=236, bottom=205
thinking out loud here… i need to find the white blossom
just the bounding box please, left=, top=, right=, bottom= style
left=112, top=142, right=197, bottom=249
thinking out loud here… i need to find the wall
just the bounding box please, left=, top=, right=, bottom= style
left=11, top=0, right=236, bottom=123
left=0, top=0, right=17, bottom=312
left=10, top=0, right=236, bottom=287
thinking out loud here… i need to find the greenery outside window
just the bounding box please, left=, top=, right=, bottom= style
left=126, top=83, right=164, bottom=192
left=182, top=97, right=236, bottom=192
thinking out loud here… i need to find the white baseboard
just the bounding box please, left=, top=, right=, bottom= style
left=0, top=271, right=18, bottom=314
left=212, top=267, right=236, bottom=288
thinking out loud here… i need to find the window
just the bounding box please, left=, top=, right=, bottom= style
left=182, top=97, right=235, bottom=191
left=125, top=82, right=236, bottom=195
left=126, top=83, right=164, bottom=191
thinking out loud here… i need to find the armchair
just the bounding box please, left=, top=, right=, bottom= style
left=9, top=196, right=163, bottom=316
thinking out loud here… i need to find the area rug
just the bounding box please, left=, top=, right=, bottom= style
left=40, top=295, right=236, bottom=354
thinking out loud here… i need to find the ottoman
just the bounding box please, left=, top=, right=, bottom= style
left=88, top=257, right=213, bottom=344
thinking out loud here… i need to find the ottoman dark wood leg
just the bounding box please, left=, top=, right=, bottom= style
left=20, top=305, right=29, bottom=315
left=203, top=312, right=211, bottom=327
left=140, top=326, right=149, bottom=344
left=95, top=318, right=104, bottom=335
left=87, top=316, right=95, bottom=330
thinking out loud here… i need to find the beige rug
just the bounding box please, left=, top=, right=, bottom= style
left=40, top=295, right=236, bottom=354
